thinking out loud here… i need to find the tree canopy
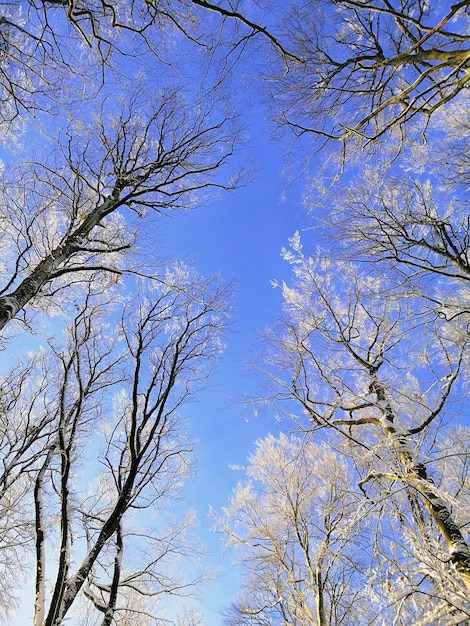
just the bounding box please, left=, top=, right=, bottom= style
left=0, top=1, right=469, bottom=624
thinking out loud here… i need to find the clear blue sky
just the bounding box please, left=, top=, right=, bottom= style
left=158, top=115, right=308, bottom=621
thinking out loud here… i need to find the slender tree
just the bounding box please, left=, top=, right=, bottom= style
left=27, top=266, right=230, bottom=625
left=0, top=264, right=229, bottom=622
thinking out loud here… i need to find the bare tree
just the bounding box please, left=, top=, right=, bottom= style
left=0, top=88, right=240, bottom=337
left=257, top=233, right=470, bottom=619
left=0, top=1, right=84, bottom=126
left=245, top=34, right=470, bottom=616
left=326, top=174, right=470, bottom=288
left=316, top=74, right=470, bottom=347
left=31, top=267, right=229, bottom=625
left=311, top=105, right=470, bottom=320
left=80, top=511, right=209, bottom=626
left=0, top=0, right=290, bottom=129
left=218, top=425, right=470, bottom=625
left=0, top=0, right=268, bottom=344
left=0, top=263, right=230, bottom=623
left=0, top=2, right=258, bottom=622
left=270, top=1, right=470, bottom=158
left=215, top=433, right=372, bottom=626
left=49, top=0, right=291, bottom=56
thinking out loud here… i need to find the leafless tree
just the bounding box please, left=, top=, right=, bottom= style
left=0, top=87, right=241, bottom=337
left=0, top=1, right=290, bottom=129
left=218, top=424, right=470, bottom=624
left=30, top=268, right=229, bottom=625
left=0, top=264, right=230, bottom=623
left=256, top=232, right=470, bottom=619
left=242, top=33, right=470, bottom=616
left=0, top=3, right=255, bottom=622
left=215, top=433, right=372, bottom=626
left=270, top=1, right=470, bottom=159
left=49, top=0, right=291, bottom=56
left=305, top=99, right=470, bottom=327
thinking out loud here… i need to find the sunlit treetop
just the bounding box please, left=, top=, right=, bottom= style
left=270, top=0, right=470, bottom=159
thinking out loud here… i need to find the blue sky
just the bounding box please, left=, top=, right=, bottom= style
left=158, top=117, right=308, bottom=621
